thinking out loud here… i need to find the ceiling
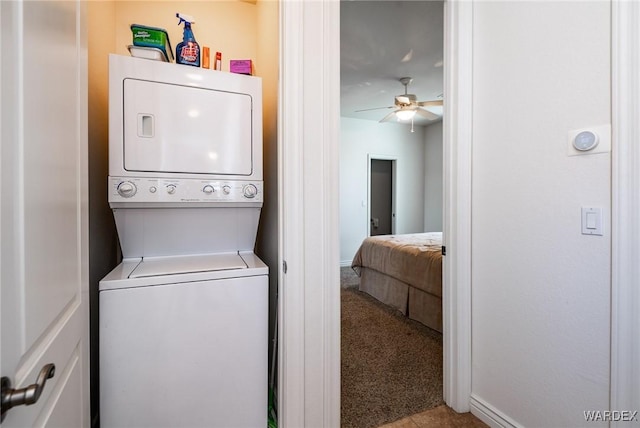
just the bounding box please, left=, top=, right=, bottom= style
left=340, top=0, right=444, bottom=126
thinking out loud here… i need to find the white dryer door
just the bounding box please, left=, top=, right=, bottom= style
left=123, top=79, right=254, bottom=175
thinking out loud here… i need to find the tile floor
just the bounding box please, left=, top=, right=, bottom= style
left=378, top=405, right=488, bottom=428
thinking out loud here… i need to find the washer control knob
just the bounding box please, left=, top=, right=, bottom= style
left=117, top=181, right=137, bottom=198
left=203, top=185, right=215, bottom=195
left=243, top=184, right=258, bottom=199
left=166, top=184, right=177, bottom=195
left=149, top=186, right=157, bottom=194
left=222, top=185, right=231, bottom=195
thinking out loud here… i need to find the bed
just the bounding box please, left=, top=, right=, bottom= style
left=351, top=232, right=443, bottom=332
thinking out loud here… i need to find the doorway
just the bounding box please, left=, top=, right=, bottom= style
left=277, top=0, right=474, bottom=425
left=369, top=158, right=396, bottom=236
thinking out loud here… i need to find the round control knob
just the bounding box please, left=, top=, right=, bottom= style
left=166, top=184, right=177, bottom=195
left=117, top=181, right=137, bottom=198
left=222, top=185, right=231, bottom=195
left=203, top=185, right=214, bottom=195
left=243, top=184, right=258, bottom=199
left=149, top=186, right=157, bottom=194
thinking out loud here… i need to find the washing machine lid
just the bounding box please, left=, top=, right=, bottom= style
left=129, top=253, right=247, bottom=279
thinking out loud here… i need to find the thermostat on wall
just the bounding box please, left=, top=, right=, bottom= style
left=568, top=124, right=610, bottom=156
left=573, top=130, right=599, bottom=151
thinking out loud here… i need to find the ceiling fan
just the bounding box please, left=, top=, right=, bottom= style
left=356, top=77, right=443, bottom=123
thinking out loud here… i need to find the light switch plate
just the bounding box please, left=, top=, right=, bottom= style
left=568, top=124, right=611, bottom=156
left=581, top=207, right=603, bottom=236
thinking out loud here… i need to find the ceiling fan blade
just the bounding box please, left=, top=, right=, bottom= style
left=355, top=105, right=394, bottom=113
left=415, top=107, right=439, bottom=121
left=417, top=100, right=443, bottom=107
left=379, top=110, right=398, bottom=123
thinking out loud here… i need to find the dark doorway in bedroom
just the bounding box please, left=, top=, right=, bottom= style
left=370, top=159, right=394, bottom=236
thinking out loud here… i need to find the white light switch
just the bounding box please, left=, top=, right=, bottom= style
left=581, top=207, right=603, bottom=235
left=586, top=212, right=597, bottom=229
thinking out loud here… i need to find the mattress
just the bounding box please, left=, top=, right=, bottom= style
left=351, top=232, right=443, bottom=297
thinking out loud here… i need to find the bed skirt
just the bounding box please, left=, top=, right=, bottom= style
left=357, top=267, right=442, bottom=333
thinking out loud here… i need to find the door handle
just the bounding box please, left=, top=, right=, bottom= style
left=1, top=364, right=55, bottom=422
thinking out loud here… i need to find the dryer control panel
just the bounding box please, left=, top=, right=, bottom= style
left=109, top=177, right=263, bottom=204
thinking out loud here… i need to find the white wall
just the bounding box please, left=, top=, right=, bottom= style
left=470, top=2, right=610, bottom=427
left=424, top=121, right=443, bottom=232
left=340, top=117, right=426, bottom=265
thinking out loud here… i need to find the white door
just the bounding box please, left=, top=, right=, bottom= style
left=1, top=1, right=89, bottom=426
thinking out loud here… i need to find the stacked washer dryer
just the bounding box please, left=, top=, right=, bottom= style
left=99, top=54, right=267, bottom=428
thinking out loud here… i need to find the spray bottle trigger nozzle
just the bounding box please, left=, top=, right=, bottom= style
left=176, top=13, right=195, bottom=26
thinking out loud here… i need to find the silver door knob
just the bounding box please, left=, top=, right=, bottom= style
left=1, top=363, right=55, bottom=422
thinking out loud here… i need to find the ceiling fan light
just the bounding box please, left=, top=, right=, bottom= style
left=395, top=109, right=416, bottom=121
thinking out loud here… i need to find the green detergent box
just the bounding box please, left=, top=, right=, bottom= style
left=131, top=24, right=174, bottom=62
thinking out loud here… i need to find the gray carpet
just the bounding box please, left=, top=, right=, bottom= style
left=340, top=267, right=444, bottom=428
left=341, top=265, right=361, bottom=289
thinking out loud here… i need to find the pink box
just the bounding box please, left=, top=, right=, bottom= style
left=230, top=59, right=253, bottom=75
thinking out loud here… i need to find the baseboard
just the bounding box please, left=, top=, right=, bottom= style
left=470, top=395, right=519, bottom=428
left=340, top=260, right=352, bottom=267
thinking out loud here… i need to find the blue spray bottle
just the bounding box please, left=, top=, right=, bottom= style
left=175, top=13, right=200, bottom=67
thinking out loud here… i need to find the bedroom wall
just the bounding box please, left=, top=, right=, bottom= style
left=423, top=121, right=443, bottom=232
left=470, top=2, right=611, bottom=427
left=340, top=117, right=426, bottom=265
